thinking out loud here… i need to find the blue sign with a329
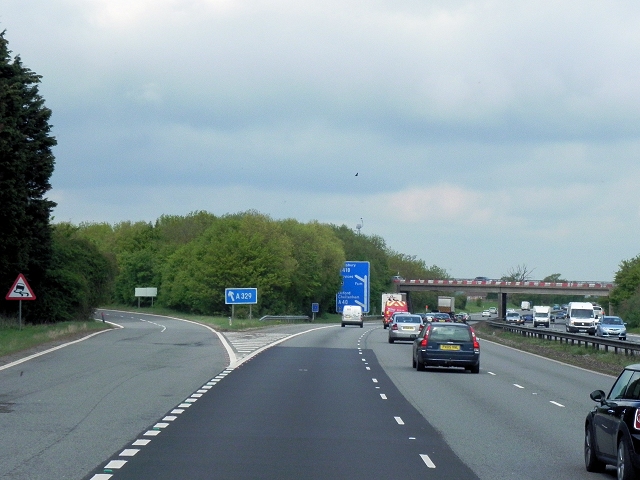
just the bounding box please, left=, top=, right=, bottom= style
left=225, top=287, right=258, bottom=304
left=336, top=261, right=370, bottom=313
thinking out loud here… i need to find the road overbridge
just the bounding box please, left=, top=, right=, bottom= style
left=394, top=279, right=614, bottom=317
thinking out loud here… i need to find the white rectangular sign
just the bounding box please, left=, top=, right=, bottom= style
left=135, top=287, right=158, bottom=297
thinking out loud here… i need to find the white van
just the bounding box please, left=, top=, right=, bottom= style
left=565, top=302, right=595, bottom=334
left=341, top=305, right=363, bottom=328
left=532, top=306, right=551, bottom=328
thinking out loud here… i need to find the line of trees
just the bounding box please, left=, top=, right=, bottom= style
left=70, top=211, right=449, bottom=318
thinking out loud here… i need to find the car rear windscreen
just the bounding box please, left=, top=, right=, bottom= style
left=430, top=326, right=472, bottom=342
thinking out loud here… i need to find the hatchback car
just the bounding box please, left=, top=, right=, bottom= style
left=481, top=310, right=491, bottom=317
left=432, top=312, right=452, bottom=323
left=388, top=314, right=423, bottom=343
left=585, top=364, right=640, bottom=478
left=596, top=316, right=627, bottom=341
left=412, top=323, right=480, bottom=373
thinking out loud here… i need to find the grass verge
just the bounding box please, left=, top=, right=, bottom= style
left=0, top=320, right=112, bottom=359
left=473, top=321, right=632, bottom=376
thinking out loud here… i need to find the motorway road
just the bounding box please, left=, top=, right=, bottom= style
left=0, top=311, right=228, bottom=480
left=0, top=312, right=622, bottom=479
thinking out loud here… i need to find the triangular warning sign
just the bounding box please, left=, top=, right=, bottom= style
left=5, top=273, right=36, bottom=300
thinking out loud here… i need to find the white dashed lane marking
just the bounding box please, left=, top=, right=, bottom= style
left=394, top=416, right=405, bottom=425
left=420, top=454, right=436, bottom=468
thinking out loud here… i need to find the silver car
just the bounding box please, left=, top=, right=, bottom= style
left=595, top=316, right=627, bottom=340
left=388, top=314, right=424, bottom=343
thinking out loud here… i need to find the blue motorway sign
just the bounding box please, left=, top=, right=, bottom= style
left=312, top=303, right=319, bottom=313
left=225, top=287, right=258, bottom=305
left=336, top=261, right=370, bottom=313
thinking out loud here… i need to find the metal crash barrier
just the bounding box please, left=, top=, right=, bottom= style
left=259, top=315, right=310, bottom=323
left=486, top=321, right=640, bottom=356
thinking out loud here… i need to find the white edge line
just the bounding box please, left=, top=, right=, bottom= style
left=0, top=320, right=123, bottom=372
left=477, top=337, right=616, bottom=378
left=99, top=309, right=238, bottom=366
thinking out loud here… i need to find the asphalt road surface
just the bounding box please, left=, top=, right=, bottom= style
left=0, top=313, right=623, bottom=479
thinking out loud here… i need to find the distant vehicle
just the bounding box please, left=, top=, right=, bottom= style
left=505, top=312, right=523, bottom=324
left=412, top=323, right=480, bottom=373
left=474, top=276, right=489, bottom=281
left=521, top=301, right=531, bottom=311
left=584, top=364, right=640, bottom=476
left=595, top=316, right=627, bottom=341
left=388, top=314, right=423, bottom=343
left=341, top=305, right=363, bottom=328
left=481, top=310, right=491, bottom=317
left=432, top=313, right=452, bottom=323
left=532, top=305, right=551, bottom=328
left=553, top=311, right=566, bottom=320
left=437, top=296, right=455, bottom=314
left=592, top=305, right=604, bottom=322
left=553, top=304, right=561, bottom=311
left=521, top=313, right=533, bottom=322
left=383, top=299, right=409, bottom=329
left=381, top=293, right=406, bottom=317
left=391, top=275, right=405, bottom=283
left=566, top=301, right=595, bottom=334
left=488, top=307, right=497, bottom=314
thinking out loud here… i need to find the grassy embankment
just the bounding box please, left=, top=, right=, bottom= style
left=473, top=320, right=636, bottom=377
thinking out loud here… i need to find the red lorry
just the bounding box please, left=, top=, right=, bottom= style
left=383, top=300, right=409, bottom=329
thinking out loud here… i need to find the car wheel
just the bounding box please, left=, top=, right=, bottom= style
left=470, top=363, right=480, bottom=374
left=584, top=425, right=605, bottom=472
left=383, top=324, right=387, bottom=329
left=412, top=354, right=416, bottom=368
left=341, top=323, right=345, bottom=327
left=416, top=356, right=425, bottom=371
left=360, top=322, right=364, bottom=328
left=388, top=337, right=394, bottom=344
left=618, top=436, right=638, bottom=480
left=621, top=336, right=627, bottom=341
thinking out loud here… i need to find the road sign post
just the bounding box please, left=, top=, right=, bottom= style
left=225, top=288, right=258, bottom=319
left=5, top=273, right=37, bottom=329
left=336, top=261, right=370, bottom=313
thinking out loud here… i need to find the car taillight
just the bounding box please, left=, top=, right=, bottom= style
left=420, top=325, right=431, bottom=347
left=391, top=323, right=398, bottom=330
left=635, top=409, right=640, bottom=430
left=471, top=328, right=480, bottom=350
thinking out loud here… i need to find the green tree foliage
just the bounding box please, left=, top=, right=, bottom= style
left=279, top=220, right=344, bottom=314
left=610, top=255, right=640, bottom=327
left=38, top=224, right=116, bottom=322
left=161, top=212, right=296, bottom=315
left=73, top=211, right=449, bottom=318
left=611, top=255, right=640, bottom=307
left=0, top=32, right=56, bottom=322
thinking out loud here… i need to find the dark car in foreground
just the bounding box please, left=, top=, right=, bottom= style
left=585, top=364, right=640, bottom=479
left=412, top=322, right=480, bottom=373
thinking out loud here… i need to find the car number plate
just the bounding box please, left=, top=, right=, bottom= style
left=402, top=326, right=415, bottom=330
left=440, top=344, right=460, bottom=351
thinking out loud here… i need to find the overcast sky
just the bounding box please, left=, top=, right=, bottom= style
left=2, top=0, right=639, bottom=281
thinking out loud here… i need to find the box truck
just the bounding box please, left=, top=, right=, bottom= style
left=532, top=305, right=551, bottom=328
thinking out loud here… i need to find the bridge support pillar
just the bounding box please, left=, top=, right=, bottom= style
left=499, top=292, right=507, bottom=319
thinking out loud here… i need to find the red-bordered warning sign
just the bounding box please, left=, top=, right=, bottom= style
left=5, top=273, right=36, bottom=300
